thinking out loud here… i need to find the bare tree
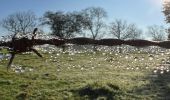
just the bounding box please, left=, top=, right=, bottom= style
left=0, top=11, right=37, bottom=37
left=81, top=7, right=107, bottom=51
left=81, top=7, right=107, bottom=39
left=109, top=19, right=142, bottom=52
left=147, top=25, right=166, bottom=41
left=128, top=24, right=142, bottom=39
left=110, top=19, right=142, bottom=39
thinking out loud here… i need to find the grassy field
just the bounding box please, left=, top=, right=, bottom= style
left=0, top=49, right=170, bottom=100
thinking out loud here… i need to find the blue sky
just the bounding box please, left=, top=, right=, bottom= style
left=0, top=0, right=166, bottom=36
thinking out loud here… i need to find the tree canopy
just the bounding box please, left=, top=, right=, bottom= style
left=42, top=11, right=85, bottom=39
left=163, top=1, right=170, bottom=23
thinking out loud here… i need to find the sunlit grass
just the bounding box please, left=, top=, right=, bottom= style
left=0, top=49, right=170, bottom=99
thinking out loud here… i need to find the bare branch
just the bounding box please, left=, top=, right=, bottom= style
left=147, top=25, right=166, bottom=41
left=110, top=19, right=142, bottom=40
left=81, top=7, right=107, bottom=39
left=0, top=11, right=37, bottom=37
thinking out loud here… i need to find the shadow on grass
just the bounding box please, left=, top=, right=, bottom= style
left=135, top=71, right=170, bottom=99
left=78, top=84, right=116, bottom=100
left=71, top=83, right=119, bottom=100
left=71, top=82, right=142, bottom=100
left=16, top=92, right=27, bottom=100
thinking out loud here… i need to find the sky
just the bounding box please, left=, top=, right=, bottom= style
left=0, top=0, right=167, bottom=36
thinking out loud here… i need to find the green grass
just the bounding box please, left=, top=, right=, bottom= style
left=0, top=50, right=170, bottom=100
